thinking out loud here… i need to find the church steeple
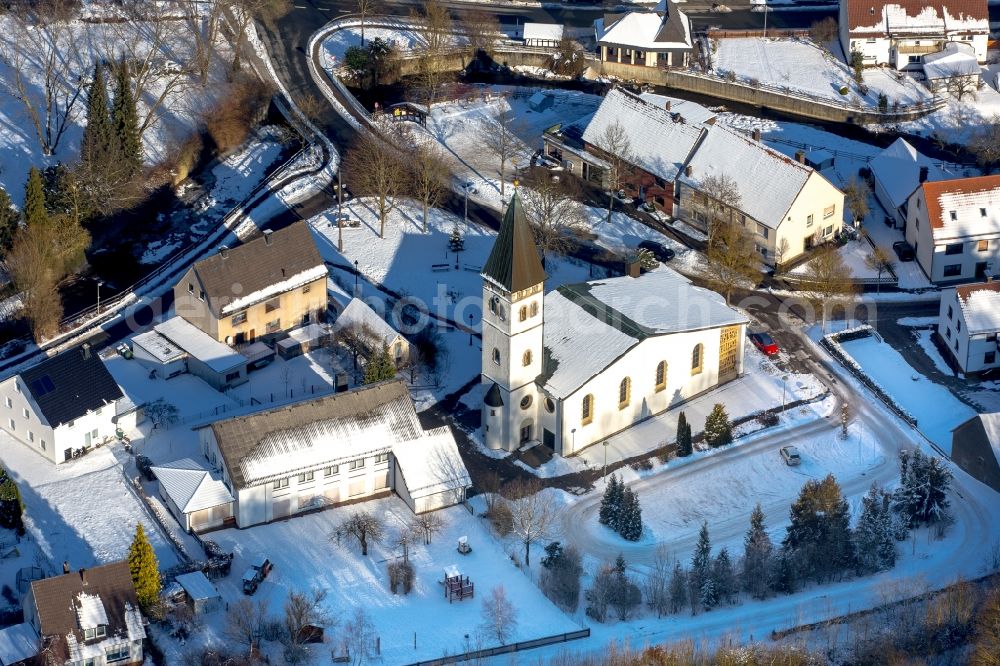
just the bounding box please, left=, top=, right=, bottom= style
left=481, top=191, right=546, bottom=293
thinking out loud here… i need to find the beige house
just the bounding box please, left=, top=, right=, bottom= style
left=676, top=125, right=845, bottom=266
left=594, top=0, right=693, bottom=68
left=174, top=221, right=328, bottom=345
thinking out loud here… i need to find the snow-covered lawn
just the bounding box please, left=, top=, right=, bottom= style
left=156, top=498, right=581, bottom=664
left=839, top=335, right=974, bottom=453
left=790, top=237, right=880, bottom=280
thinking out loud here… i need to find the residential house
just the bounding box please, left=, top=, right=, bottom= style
left=197, top=380, right=470, bottom=526
left=522, top=23, right=564, bottom=48
left=333, top=297, right=411, bottom=366
left=150, top=458, right=234, bottom=533
left=23, top=561, right=146, bottom=666
left=870, top=137, right=948, bottom=228
left=904, top=174, right=1000, bottom=282
left=480, top=191, right=748, bottom=456
left=921, top=41, right=981, bottom=92
left=0, top=344, right=124, bottom=464
left=594, top=0, right=693, bottom=68
left=838, top=0, right=990, bottom=69
left=938, top=280, right=1000, bottom=373
left=133, top=316, right=249, bottom=391
left=951, top=412, right=1000, bottom=492
left=675, top=125, right=845, bottom=265
left=173, top=221, right=328, bottom=345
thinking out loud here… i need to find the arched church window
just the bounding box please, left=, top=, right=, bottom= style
left=522, top=350, right=533, bottom=366
left=655, top=361, right=667, bottom=392
left=618, top=377, right=631, bottom=409
left=519, top=306, right=527, bottom=322
left=692, top=344, right=704, bottom=375
left=492, top=348, right=501, bottom=365
left=530, top=301, right=539, bottom=317
left=581, top=394, right=594, bottom=425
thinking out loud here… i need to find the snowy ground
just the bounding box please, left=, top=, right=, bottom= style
left=154, top=498, right=581, bottom=664
left=914, top=328, right=954, bottom=376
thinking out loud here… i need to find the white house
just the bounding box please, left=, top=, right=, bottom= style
left=150, top=458, right=235, bottom=533
left=838, top=0, right=990, bottom=69
left=522, top=23, right=564, bottom=48
left=904, top=174, right=1000, bottom=282
left=869, top=137, right=949, bottom=228
left=594, top=0, right=693, bottom=68
left=480, top=192, right=748, bottom=456
left=675, top=124, right=845, bottom=265
left=938, top=280, right=1000, bottom=374
left=134, top=316, right=249, bottom=391
left=921, top=41, right=981, bottom=92
left=333, top=297, right=411, bottom=366
left=0, top=344, right=124, bottom=464
left=198, top=380, right=469, bottom=527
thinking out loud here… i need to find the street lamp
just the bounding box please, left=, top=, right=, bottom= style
left=571, top=428, right=576, bottom=453
left=354, top=260, right=359, bottom=293
left=464, top=187, right=469, bottom=230
left=96, top=280, right=104, bottom=315
left=468, top=313, right=474, bottom=346
left=780, top=374, right=789, bottom=412
left=603, top=441, right=609, bottom=483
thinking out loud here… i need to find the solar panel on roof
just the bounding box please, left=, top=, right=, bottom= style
left=30, top=376, right=55, bottom=396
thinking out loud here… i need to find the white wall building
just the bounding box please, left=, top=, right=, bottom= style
left=938, top=281, right=1000, bottom=374
left=869, top=137, right=949, bottom=228
left=904, top=175, right=1000, bottom=283
left=594, top=0, right=693, bottom=68
left=0, top=344, right=123, bottom=464
left=838, top=0, right=990, bottom=69
left=480, top=193, right=747, bottom=456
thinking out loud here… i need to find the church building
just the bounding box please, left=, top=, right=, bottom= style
left=480, top=192, right=748, bottom=456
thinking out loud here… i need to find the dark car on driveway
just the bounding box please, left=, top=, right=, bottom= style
left=749, top=332, right=779, bottom=356
left=638, top=240, right=675, bottom=262
left=892, top=241, right=915, bottom=262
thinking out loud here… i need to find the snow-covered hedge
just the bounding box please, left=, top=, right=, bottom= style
left=821, top=326, right=918, bottom=426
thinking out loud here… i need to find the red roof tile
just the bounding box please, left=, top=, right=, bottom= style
left=844, top=0, right=988, bottom=32
left=920, top=174, right=1000, bottom=230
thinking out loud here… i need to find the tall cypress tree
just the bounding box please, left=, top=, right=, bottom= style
left=22, top=168, right=46, bottom=227
left=742, top=502, right=773, bottom=600
left=112, top=59, right=142, bottom=176
left=127, top=523, right=161, bottom=611
left=0, top=187, right=18, bottom=253
left=81, top=63, right=117, bottom=170
left=676, top=411, right=692, bottom=457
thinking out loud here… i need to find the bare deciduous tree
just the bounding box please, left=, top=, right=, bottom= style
left=226, top=597, right=270, bottom=656
left=865, top=245, right=896, bottom=293
left=520, top=171, right=586, bottom=266
left=592, top=119, right=635, bottom=223
left=480, top=585, right=518, bottom=645
left=809, top=17, right=838, bottom=44
left=504, top=478, right=557, bottom=567
left=804, top=245, right=857, bottom=330
left=3, top=228, right=62, bottom=342
left=337, top=511, right=385, bottom=556
left=551, top=36, right=586, bottom=78
left=969, top=115, right=1000, bottom=172
left=410, top=0, right=452, bottom=110
left=460, top=9, right=500, bottom=56
left=699, top=173, right=743, bottom=234
left=482, top=106, right=523, bottom=202
left=843, top=176, right=871, bottom=226
left=343, top=606, right=378, bottom=663
left=645, top=545, right=672, bottom=618
left=705, top=216, right=761, bottom=305
left=282, top=588, right=333, bottom=663
left=179, top=0, right=225, bottom=87
left=223, top=0, right=292, bottom=73
left=343, top=128, right=404, bottom=238
left=407, top=142, right=450, bottom=232
left=355, top=0, right=380, bottom=46
left=409, top=511, right=444, bottom=545
left=942, top=70, right=980, bottom=101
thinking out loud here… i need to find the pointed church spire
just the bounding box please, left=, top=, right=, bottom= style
left=481, top=190, right=546, bottom=293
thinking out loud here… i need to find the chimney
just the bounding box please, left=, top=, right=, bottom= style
left=919, top=166, right=929, bottom=183
left=62, top=561, right=70, bottom=575
left=626, top=255, right=641, bottom=278
left=220, top=245, right=229, bottom=258
left=81, top=343, right=91, bottom=360
left=263, top=229, right=273, bottom=246
left=79, top=568, right=87, bottom=586
left=751, top=128, right=761, bottom=142
left=795, top=150, right=806, bottom=164
left=664, top=100, right=672, bottom=111
left=684, top=165, right=693, bottom=178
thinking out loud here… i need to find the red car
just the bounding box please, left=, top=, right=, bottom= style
left=749, top=332, right=779, bottom=356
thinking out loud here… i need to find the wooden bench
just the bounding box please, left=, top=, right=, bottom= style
left=431, top=263, right=451, bottom=272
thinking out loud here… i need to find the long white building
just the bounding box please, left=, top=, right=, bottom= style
left=480, top=192, right=748, bottom=456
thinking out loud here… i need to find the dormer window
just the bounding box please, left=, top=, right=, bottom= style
left=83, top=624, right=106, bottom=641
left=949, top=210, right=957, bottom=221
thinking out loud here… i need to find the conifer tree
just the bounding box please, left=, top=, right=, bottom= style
left=742, top=502, right=773, bottom=600
left=599, top=474, right=623, bottom=531
left=363, top=344, right=397, bottom=384
left=676, top=411, right=692, bottom=457
left=81, top=63, right=117, bottom=170
left=618, top=485, right=643, bottom=542
left=22, top=168, right=47, bottom=227
left=712, top=547, right=737, bottom=605
left=112, top=59, right=142, bottom=177
left=703, top=403, right=733, bottom=448
left=668, top=560, right=687, bottom=613
left=0, top=187, right=18, bottom=253
left=689, top=521, right=712, bottom=612
left=783, top=474, right=854, bottom=582
left=699, top=575, right=718, bottom=611
left=127, top=523, right=160, bottom=611
left=892, top=449, right=952, bottom=528
left=854, top=482, right=897, bottom=575
left=0, top=470, right=24, bottom=532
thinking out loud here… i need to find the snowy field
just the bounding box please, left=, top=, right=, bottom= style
left=321, top=23, right=471, bottom=69
left=156, top=498, right=581, bottom=664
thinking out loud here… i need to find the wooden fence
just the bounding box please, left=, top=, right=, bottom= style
left=403, top=628, right=591, bottom=666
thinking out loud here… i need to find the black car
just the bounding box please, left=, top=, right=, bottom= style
left=638, top=240, right=675, bottom=262
left=892, top=241, right=915, bottom=262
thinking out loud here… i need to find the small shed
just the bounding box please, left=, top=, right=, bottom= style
left=528, top=91, right=555, bottom=112
left=522, top=22, right=564, bottom=48
left=0, top=623, right=37, bottom=665
left=150, top=458, right=235, bottom=533
left=334, top=298, right=411, bottom=366
left=175, top=571, right=222, bottom=615
left=276, top=323, right=330, bottom=360
left=392, top=426, right=471, bottom=513
left=131, top=330, right=188, bottom=379
left=804, top=149, right=834, bottom=171
left=240, top=341, right=275, bottom=370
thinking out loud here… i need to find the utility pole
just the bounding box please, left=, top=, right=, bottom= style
left=337, top=169, right=344, bottom=253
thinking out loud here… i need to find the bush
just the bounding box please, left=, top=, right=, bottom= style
left=202, top=74, right=273, bottom=155
left=486, top=501, right=513, bottom=537
left=757, top=411, right=779, bottom=427
left=838, top=85, right=850, bottom=95
left=724, top=70, right=737, bottom=83
left=629, top=459, right=653, bottom=472
left=388, top=560, right=415, bottom=594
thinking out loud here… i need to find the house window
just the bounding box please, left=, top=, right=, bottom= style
left=955, top=338, right=959, bottom=352
left=981, top=208, right=988, bottom=217
left=3, top=398, right=9, bottom=408
left=21, top=408, right=28, bottom=419
left=917, top=199, right=921, bottom=209
left=522, top=350, right=532, bottom=366
left=738, top=213, right=747, bottom=226
left=949, top=210, right=958, bottom=221
left=946, top=327, right=951, bottom=339
left=67, top=420, right=74, bottom=428
left=349, top=458, right=365, bottom=471
left=756, top=223, right=768, bottom=238
left=986, top=351, right=997, bottom=364
left=232, top=311, right=247, bottom=325
left=618, top=377, right=631, bottom=409
left=298, top=471, right=314, bottom=483
left=83, top=625, right=107, bottom=641
left=655, top=361, right=667, bottom=392
left=375, top=453, right=389, bottom=464
left=692, top=343, right=704, bottom=375
left=264, top=297, right=281, bottom=313
left=519, top=306, right=527, bottom=322
left=806, top=214, right=814, bottom=227
left=28, top=431, right=33, bottom=442
left=943, top=264, right=962, bottom=277
left=945, top=243, right=963, bottom=255
left=7, top=419, right=13, bottom=431
left=987, top=333, right=997, bottom=342
left=957, top=320, right=961, bottom=333
left=520, top=394, right=533, bottom=410
left=824, top=205, right=835, bottom=219
left=266, top=319, right=281, bottom=333
left=324, top=465, right=339, bottom=476
left=40, top=440, right=45, bottom=451
left=198, top=290, right=206, bottom=302
left=948, top=305, right=953, bottom=319
left=187, top=283, right=194, bottom=294
left=530, top=301, right=539, bottom=317
left=492, top=348, right=501, bottom=365
left=225, top=371, right=241, bottom=382
left=273, top=478, right=289, bottom=490
left=302, top=284, right=311, bottom=293
left=105, top=645, right=130, bottom=663
left=581, top=394, right=594, bottom=425
left=978, top=240, right=989, bottom=252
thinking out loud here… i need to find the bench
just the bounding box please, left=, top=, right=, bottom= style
left=431, top=264, right=451, bottom=272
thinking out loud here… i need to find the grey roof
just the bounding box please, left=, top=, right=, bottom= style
left=205, top=380, right=422, bottom=489
left=484, top=383, right=504, bottom=407
left=655, top=0, right=689, bottom=43
left=482, top=192, right=547, bottom=293
left=189, top=221, right=324, bottom=316
left=20, top=345, right=123, bottom=427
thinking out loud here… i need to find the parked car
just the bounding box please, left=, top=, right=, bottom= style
left=637, top=240, right=675, bottom=262
left=892, top=241, right=915, bottom=262
left=242, top=556, right=273, bottom=595
left=780, top=446, right=801, bottom=466
left=748, top=331, right=779, bottom=356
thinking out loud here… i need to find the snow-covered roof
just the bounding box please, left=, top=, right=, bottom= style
left=922, top=45, right=981, bottom=80
left=0, top=623, right=38, bottom=665
left=920, top=175, right=1000, bottom=241
left=175, top=571, right=220, bottom=602
left=805, top=149, right=834, bottom=165
left=523, top=23, right=564, bottom=41
left=334, top=298, right=404, bottom=349
left=679, top=125, right=817, bottom=229
left=132, top=329, right=186, bottom=364
left=541, top=268, right=747, bottom=399
left=392, top=426, right=471, bottom=499
left=595, top=9, right=692, bottom=50
left=843, top=0, right=989, bottom=35
left=638, top=92, right=717, bottom=126
left=871, top=138, right=947, bottom=210
left=582, top=88, right=704, bottom=183
left=150, top=458, right=234, bottom=514
left=954, top=282, right=1000, bottom=334
left=74, top=593, right=108, bottom=630
left=155, top=316, right=246, bottom=373
left=277, top=323, right=330, bottom=349
left=220, top=264, right=328, bottom=315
